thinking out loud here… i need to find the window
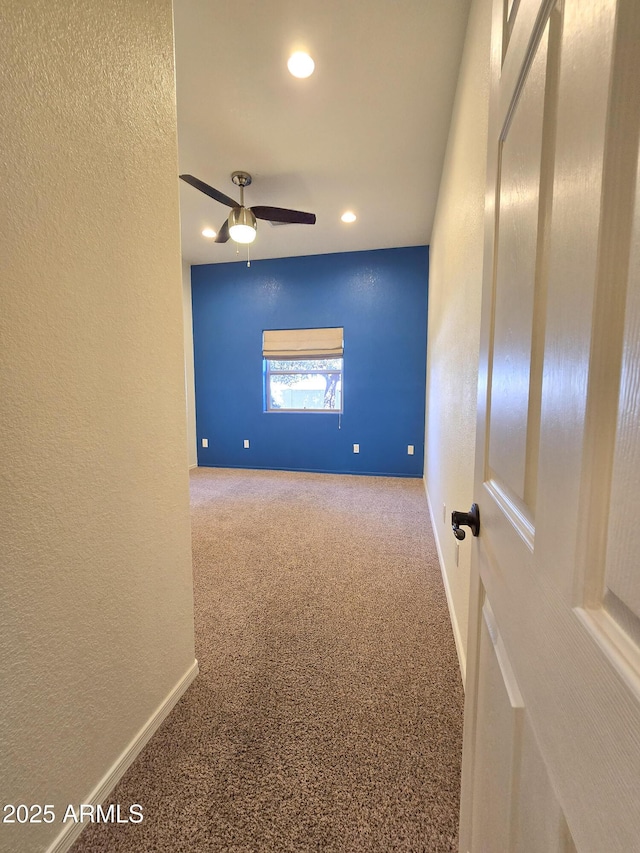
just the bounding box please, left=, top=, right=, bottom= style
left=266, top=358, right=343, bottom=411
left=263, top=327, right=344, bottom=413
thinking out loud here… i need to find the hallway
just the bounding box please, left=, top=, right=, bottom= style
left=71, top=469, right=464, bottom=852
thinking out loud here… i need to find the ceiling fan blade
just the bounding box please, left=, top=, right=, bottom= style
left=251, top=205, right=316, bottom=225
left=215, top=219, right=230, bottom=243
left=179, top=174, right=238, bottom=209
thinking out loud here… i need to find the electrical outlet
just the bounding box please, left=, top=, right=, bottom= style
left=243, top=439, right=250, bottom=449
left=407, top=444, right=414, bottom=455
left=353, top=443, right=360, bottom=453
left=202, top=438, right=208, bottom=448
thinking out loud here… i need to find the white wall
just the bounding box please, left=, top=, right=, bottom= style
left=0, top=3, right=196, bottom=851
left=182, top=261, right=197, bottom=467
left=424, top=0, right=492, bottom=684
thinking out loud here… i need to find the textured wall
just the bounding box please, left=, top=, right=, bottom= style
left=183, top=260, right=197, bottom=468
left=191, top=247, right=429, bottom=477
left=0, top=2, right=195, bottom=851
left=424, top=0, right=492, bottom=681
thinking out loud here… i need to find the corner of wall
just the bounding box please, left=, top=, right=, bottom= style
left=423, top=0, right=492, bottom=684
left=3, top=4, right=196, bottom=849
left=182, top=259, right=197, bottom=468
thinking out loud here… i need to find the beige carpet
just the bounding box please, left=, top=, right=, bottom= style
left=72, top=468, right=464, bottom=852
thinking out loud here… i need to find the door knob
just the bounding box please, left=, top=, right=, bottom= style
left=451, top=503, right=480, bottom=540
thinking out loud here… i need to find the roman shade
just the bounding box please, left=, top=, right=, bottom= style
left=263, top=327, right=344, bottom=359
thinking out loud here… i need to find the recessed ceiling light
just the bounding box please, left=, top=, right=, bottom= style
left=341, top=211, right=357, bottom=223
left=288, top=51, right=315, bottom=79
left=202, top=227, right=216, bottom=239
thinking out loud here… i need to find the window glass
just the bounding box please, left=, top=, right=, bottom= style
left=265, top=358, right=343, bottom=412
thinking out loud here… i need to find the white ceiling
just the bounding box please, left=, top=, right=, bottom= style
left=174, top=0, right=471, bottom=265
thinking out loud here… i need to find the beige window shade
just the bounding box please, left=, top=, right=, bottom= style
left=263, top=327, right=344, bottom=359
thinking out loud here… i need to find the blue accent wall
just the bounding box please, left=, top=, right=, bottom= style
left=191, top=246, right=428, bottom=476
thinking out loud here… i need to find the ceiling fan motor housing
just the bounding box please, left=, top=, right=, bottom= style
left=228, top=205, right=257, bottom=243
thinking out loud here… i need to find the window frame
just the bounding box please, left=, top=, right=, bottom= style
left=264, top=357, right=344, bottom=414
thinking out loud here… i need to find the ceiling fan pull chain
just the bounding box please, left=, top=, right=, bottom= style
left=247, top=244, right=251, bottom=268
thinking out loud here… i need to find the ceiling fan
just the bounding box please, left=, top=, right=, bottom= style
left=179, top=171, right=316, bottom=244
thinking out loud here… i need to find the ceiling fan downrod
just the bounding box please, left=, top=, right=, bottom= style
left=228, top=171, right=257, bottom=243
left=231, top=171, right=252, bottom=208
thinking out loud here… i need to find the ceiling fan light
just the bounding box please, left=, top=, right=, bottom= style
left=228, top=207, right=257, bottom=243
left=287, top=51, right=315, bottom=78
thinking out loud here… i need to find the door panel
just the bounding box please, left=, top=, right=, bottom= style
left=578, top=114, right=640, bottom=701
left=488, top=16, right=548, bottom=506
left=470, top=597, right=524, bottom=852
left=460, top=0, right=640, bottom=850
left=514, top=719, right=576, bottom=853
left=603, top=136, right=640, bottom=627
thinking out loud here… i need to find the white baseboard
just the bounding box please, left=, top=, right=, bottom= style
left=424, top=482, right=467, bottom=687
left=46, top=659, right=199, bottom=853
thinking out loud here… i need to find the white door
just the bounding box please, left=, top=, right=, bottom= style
left=458, top=0, right=640, bottom=850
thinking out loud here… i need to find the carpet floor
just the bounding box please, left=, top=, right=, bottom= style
left=71, top=468, right=464, bottom=852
